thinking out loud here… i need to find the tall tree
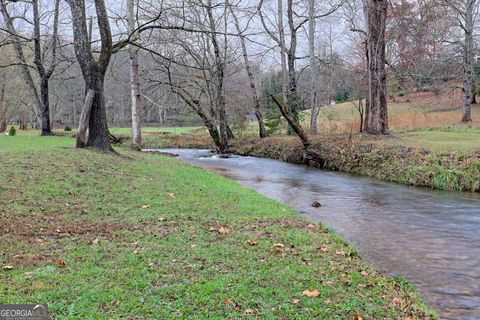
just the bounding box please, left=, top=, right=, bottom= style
left=128, top=0, right=142, bottom=150
left=66, top=0, right=114, bottom=151
left=230, top=4, right=266, bottom=138
left=308, top=0, right=318, bottom=134
left=445, top=0, right=478, bottom=122
left=0, top=0, right=60, bottom=136
left=363, top=0, right=389, bottom=134
left=206, top=0, right=229, bottom=152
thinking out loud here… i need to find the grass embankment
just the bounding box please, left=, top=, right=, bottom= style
left=143, top=131, right=480, bottom=192
left=0, top=136, right=435, bottom=318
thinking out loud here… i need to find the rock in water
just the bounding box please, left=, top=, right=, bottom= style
left=311, top=201, right=322, bottom=208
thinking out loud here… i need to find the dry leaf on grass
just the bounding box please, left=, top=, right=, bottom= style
left=302, top=289, right=319, bottom=297
left=142, top=205, right=151, bottom=209
left=167, top=192, right=175, bottom=198
left=244, top=309, right=255, bottom=314
left=218, top=227, right=230, bottom=234
left=89, top=238, right=99, bottom=244
left=247, top=240, right=257, bottom=246
left=273, top=243, right=285, bottom=248
left=56, top=260, right=66, bottom=267
left=2, top=265, right=13, bottom=270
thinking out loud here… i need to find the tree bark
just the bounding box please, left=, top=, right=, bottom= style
left=363, top=0, right=389, bottom=134
left=76, top=89, right=95, bottom=148
left=128, top=0, right=142, bottom=150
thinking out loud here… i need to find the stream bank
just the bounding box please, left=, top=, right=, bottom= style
left=144, top=133, right=480, bottom=192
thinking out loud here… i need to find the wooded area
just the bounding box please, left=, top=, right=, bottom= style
left=0, top=0, right=478, bottom=152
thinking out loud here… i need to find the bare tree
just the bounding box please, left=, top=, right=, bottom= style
left=66, top=0, right=114, bottom=151
left=308, top=0, right=318, bottom=134
left=443, top=0, right=478, bottom=122
left=0, top=0, right=60, bottom=136
left=230, top=3, right=266, bottom=138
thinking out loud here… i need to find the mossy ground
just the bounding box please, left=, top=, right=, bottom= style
left=0, top=136, right=435, bottom=318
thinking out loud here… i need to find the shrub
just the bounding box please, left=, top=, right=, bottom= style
left=8, top=126, right=16, bottom=136
left=64, top=126, right=72, bottom=131
left=433, top=169, right=460, bottom=191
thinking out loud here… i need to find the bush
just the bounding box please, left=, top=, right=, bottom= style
left=64, top=126, right=72, bottom=131
left=433, top=169, right=460, bottom=191
left=8, top=126, right=16, bottom=136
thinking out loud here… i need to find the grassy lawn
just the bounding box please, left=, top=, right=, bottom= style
left=0, top=136, right=435, bottom=318
left=393, top=128, right=480, bottom=152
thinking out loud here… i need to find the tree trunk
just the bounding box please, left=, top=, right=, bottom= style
left=206, top=0, right=228, bottom=153
left=462, top=0, right=475, bottom=122
left=308, top=0, right=318, bottom=135
left=363, top=0, right=389, bottom=134
left=67, top=0, right=114, bottom=152
left=230, top=6, right=266, bottom=138
left=277, top=0, right=290, bottom=119
left=0, top=82, right=6, bottom=132
left=128, top=0, right=142, bottom=149
left=271, top=95, right=310, bottom=149
left=76, top=89, right=95, bottom=148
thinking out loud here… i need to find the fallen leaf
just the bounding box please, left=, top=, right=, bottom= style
left=244, top=309, right=255, bottom=314
left=324, top=281, right=334, bottom=285
left=353, top=313, right=363, bottom=320
left=223, top=298, right=234, bottom=305
left=307, top=224, right=316, bottom=229
left=318, top=247, right=329, bottom=253
left=167, top=192, right=175, bottom=198
left=324, top=298, right=332, bottom=304
left=247, top=240, right=257, bottom=246
left=24, top=271, right=33, bottom=278
left=142, top=205, right=151, bottom=209
left=335, top=250, right=345, bottom=255
left=292, top=298, right=300, bottom=304
left=273, top=243, right=285, bottom=248
left=89, top=238, right=99, bottom=244
left=2, top=265, right=13, bottom=270
left=208, top=227, right=216, bottom=232
left=132, top=247, right=144, bottom=254
left=68, top=191, right=76, bottom=196
left=132, top=241, right=140, bottom=246
left=218, top=227, right=230, bottom=234
left=360, top=270, right=369, bottom=277
left=148, top=262, right=155, bottom=267
left=302, top=289, right=320, bottom=297
left=56, top=260, right=66, bottom=267
left=169, top=296, right=176, bottom=301
left=159, top=216, right=167, bottom=221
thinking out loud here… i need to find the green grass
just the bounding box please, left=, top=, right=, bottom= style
left=395, top=128, right=480, bottom=152
left=9, top=126, right=201, bottom=137
left=0, top=136, right=435, bottom=319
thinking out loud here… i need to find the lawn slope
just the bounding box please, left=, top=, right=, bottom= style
left=0, top=137, right=435, bottom=319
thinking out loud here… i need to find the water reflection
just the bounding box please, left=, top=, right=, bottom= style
left=157, top=149, right=480, bottom=320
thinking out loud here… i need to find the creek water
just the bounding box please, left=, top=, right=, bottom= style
left=156, top=148, right=480, bottom=319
